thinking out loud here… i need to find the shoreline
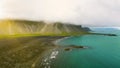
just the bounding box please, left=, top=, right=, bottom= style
left=0, top=36, right=65, bottom=68
left=0, top=34, right=117, bottom=68
left=53, top=36, right=70, bottom=45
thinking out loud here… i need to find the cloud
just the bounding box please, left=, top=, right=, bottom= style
left=0, top=0, right=120, bottom=26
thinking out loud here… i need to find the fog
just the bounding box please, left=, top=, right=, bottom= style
left=0, top=0, right=120, bottom=26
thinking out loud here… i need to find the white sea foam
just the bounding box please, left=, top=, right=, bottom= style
left=50, top=51, right=59, bottom=59
left=44, top=58, right=48, bottom=62
left=41, top=50, right=59, bottom=68
left=53, top=37, right=70, bottom=45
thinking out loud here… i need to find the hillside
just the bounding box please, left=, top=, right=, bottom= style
left=0, top=19, right=90, bottom=36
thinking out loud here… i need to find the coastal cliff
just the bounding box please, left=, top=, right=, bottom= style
left=0, top=19, right=90, bottom=36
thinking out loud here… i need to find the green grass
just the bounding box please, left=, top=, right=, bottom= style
left=0, top=31, right=90, bottom=39
left=0, top=36, right=60, bottom=68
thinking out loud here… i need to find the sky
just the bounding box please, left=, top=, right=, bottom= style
left=0, top=0, right=120, bottom=27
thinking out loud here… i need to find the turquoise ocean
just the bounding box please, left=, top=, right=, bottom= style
left=42, top=27, right=120, bottom=68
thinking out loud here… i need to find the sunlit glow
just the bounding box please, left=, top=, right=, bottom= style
left=0, top=7, right=3, bottom=18
left=0, top=0, right=120, bottom=26
left=0, top=0, right=5, bottom=19
left=34, top=0, right=78, bottom=21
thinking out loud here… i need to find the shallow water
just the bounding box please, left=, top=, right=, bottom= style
left=45, top=28, right=120, bottom=68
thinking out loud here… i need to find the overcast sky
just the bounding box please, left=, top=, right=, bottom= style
left=0, top=0, right=120, bottom=27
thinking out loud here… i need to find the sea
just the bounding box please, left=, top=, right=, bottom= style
left=41, top=27, right=120, bottom=68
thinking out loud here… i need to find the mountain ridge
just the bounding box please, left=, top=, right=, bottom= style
left=0, top=19, right=90, bottom=36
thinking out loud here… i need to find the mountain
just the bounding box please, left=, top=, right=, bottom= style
left=0, top=19, right=90, bottom=36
